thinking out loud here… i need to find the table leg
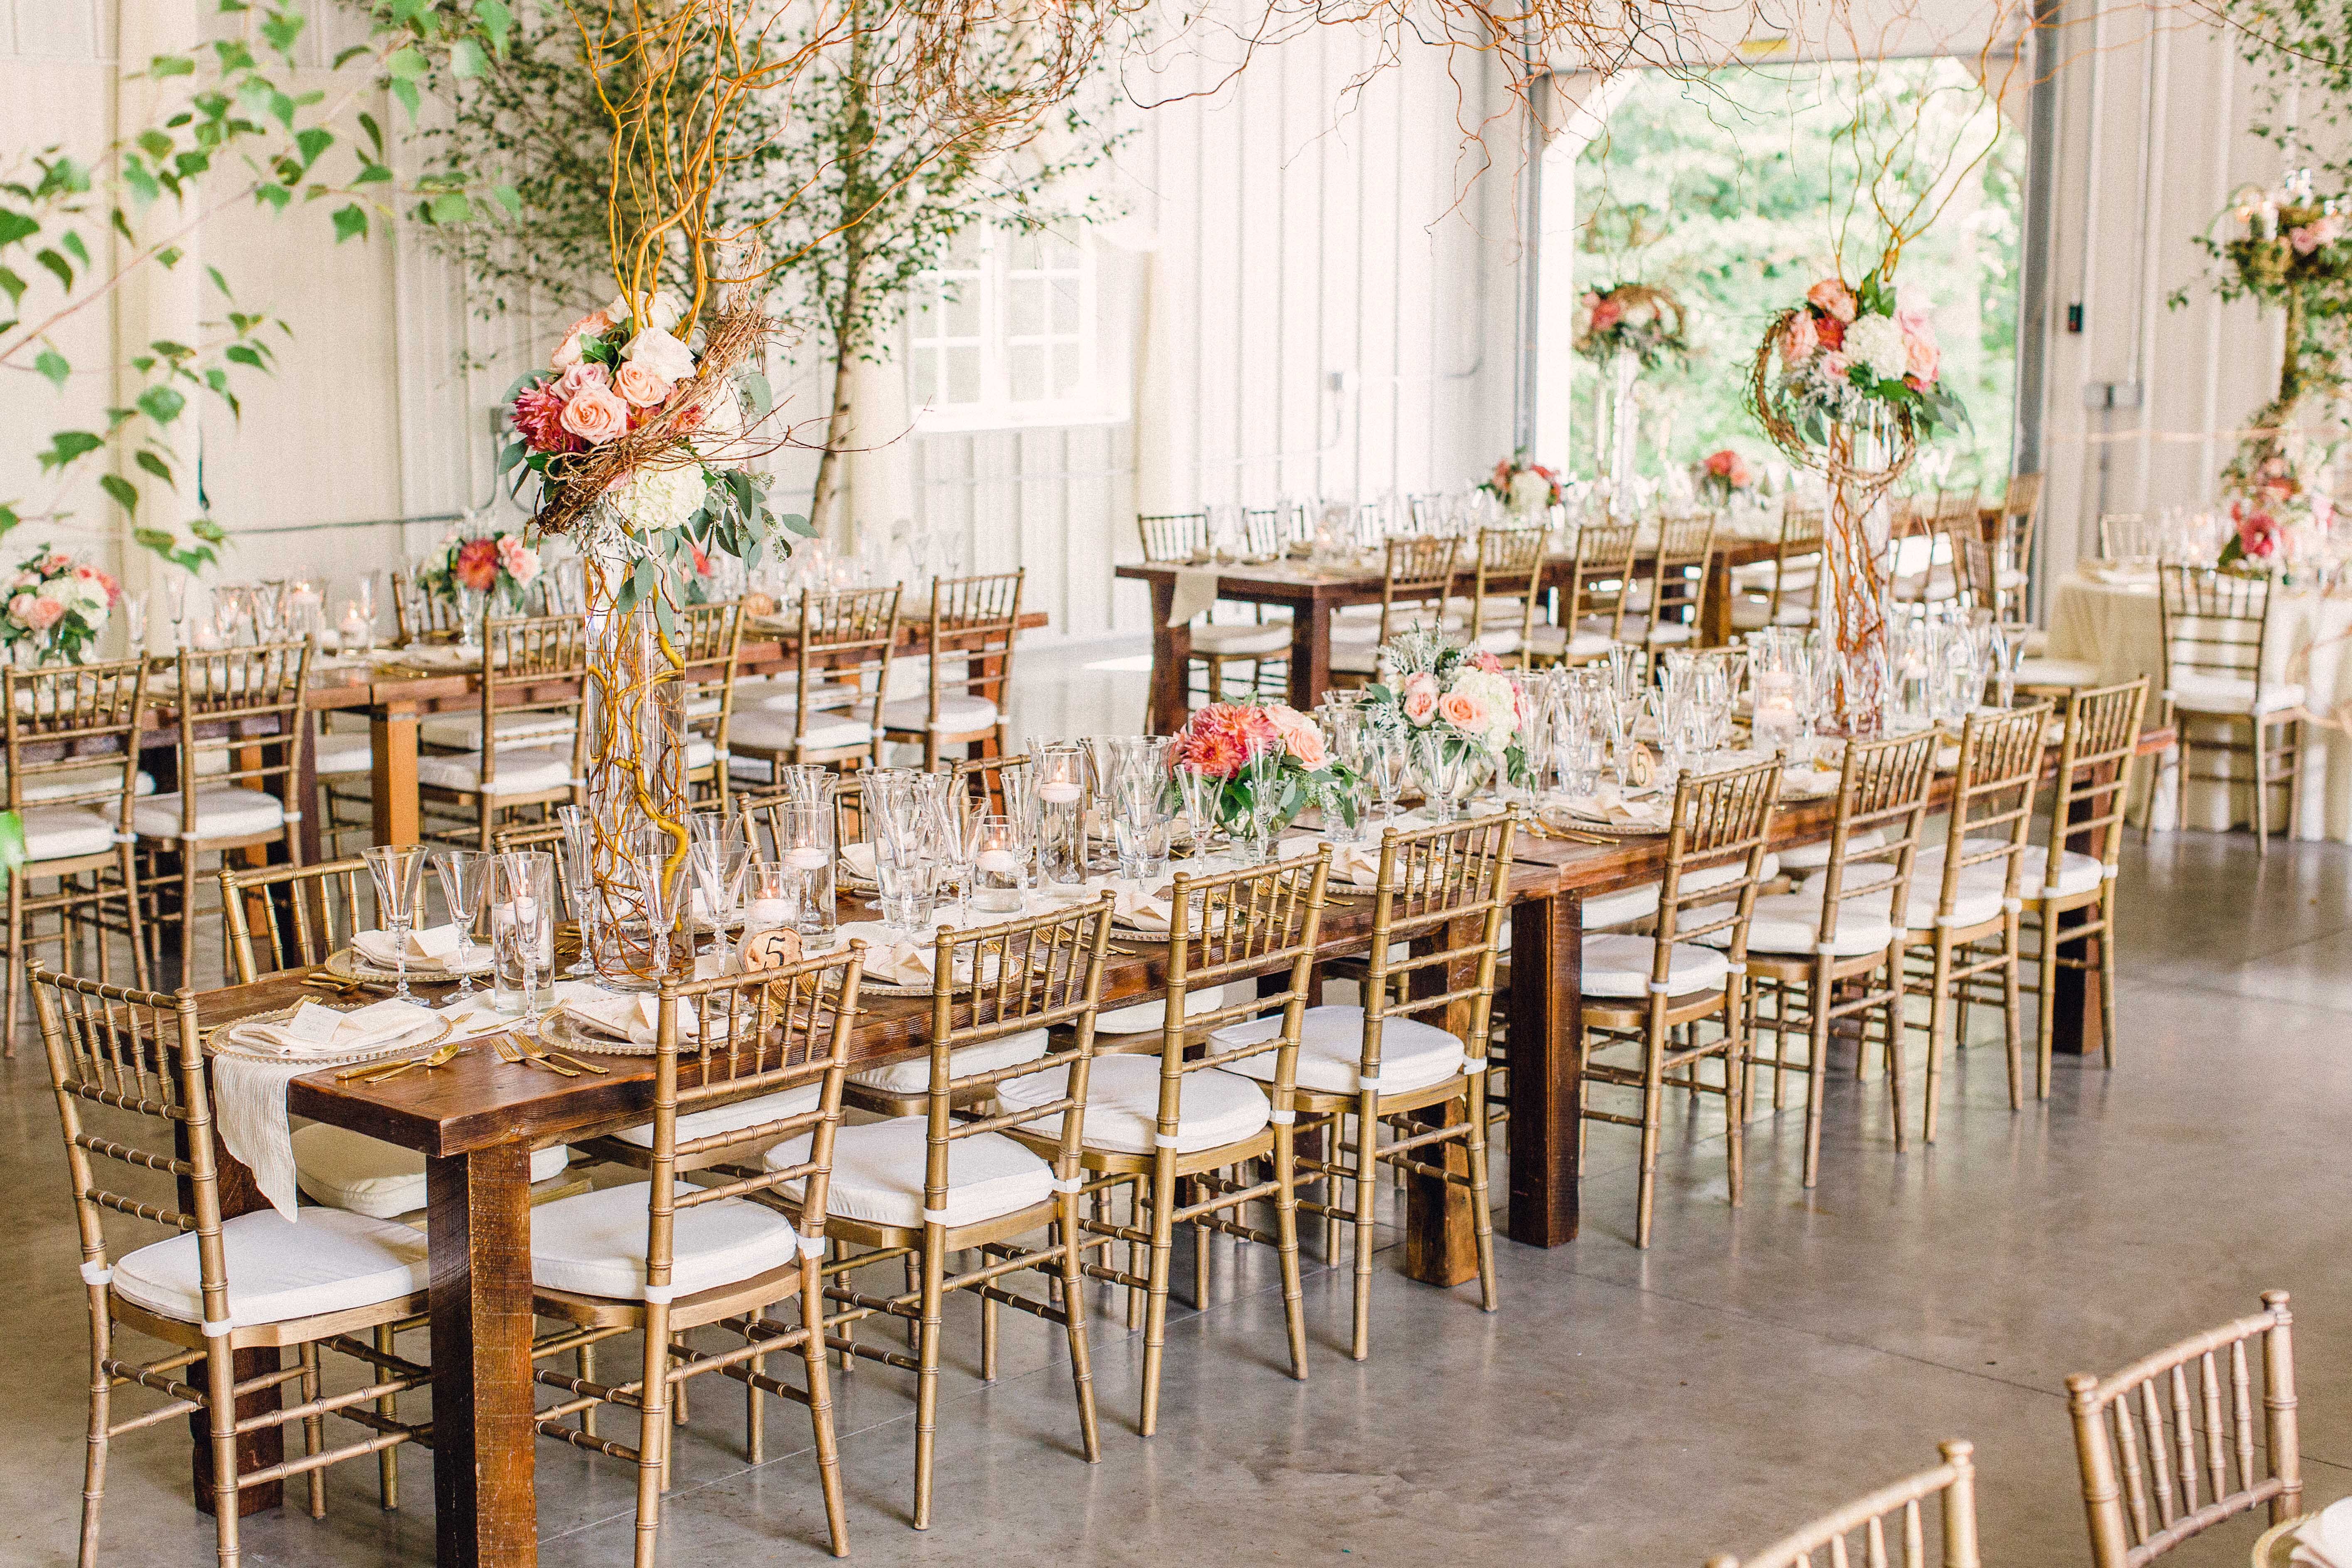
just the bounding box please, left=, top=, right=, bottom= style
left=1506, top=891, right=1582, bottom=1247
left=1286, top=594, right=1333, bottom=713
left=1701, top=555, right=1734, bottom=647
left=1402, top=920, right=1477, bottom=1287
left=1145, top=581, right=1192, bottom=734
left=371, top=712, right=420, bottom=845
left=180, top=1130, right=283, bottom=1516
left=2049, top=758, right=2122, bottom=1058
left=427, top=1146, right=539, bottom=1568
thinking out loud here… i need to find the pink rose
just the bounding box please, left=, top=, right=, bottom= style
left=16, top=595, right=65, bottom=631
left=613, top=359, right=673, bottom=409
left=1437, top=690, right=1489, bottom=731
left=549, top=308, right=613, bottom=369
left=556, top=362, right=611, bottom=399
left=1401, top=673, right=1439, bottom=726
left=1587, top=298, right=1625, bottom=333
left=1265, top=704, right=1326, bottom=768
left=1904, top=335, right=1940, bottom=385
left=1781, top=311, right=1818, bottom=365
left=1806, top=278, right=1857, bottom=323
left=559, top=383, right=631, bottom=446
left=1820, top=350, right=1850, bottom=382
left=497, top=535, right=541, bottom=587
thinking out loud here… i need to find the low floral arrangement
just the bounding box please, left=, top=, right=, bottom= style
left=1172, top=701, right=1353, bottom=839
left=1752, top=270, right=1966, bottom=453
left=1695, top=447, right=1756, bottom=507
left=2219, top=440, right=2333, bottom=571
left=1573, top=281, right=1688, bottom=370
left=1360, top=629, right=1528, bottom=780
left=416, top=526, right=542, bottom=610
left=1482, top=452, right=1565, bottom=515
left=2219, top=173, right=2352, bottom=299
left=2, top=548, right=121, bottom=664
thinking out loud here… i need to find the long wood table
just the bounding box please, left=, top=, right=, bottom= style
left=1115, top=537, right=1782, bottom=733
left=179, top=719, right=2166, bottom=1564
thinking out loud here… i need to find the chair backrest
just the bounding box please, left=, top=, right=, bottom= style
left=2066, top=1292, right=2300, bottom=1566
left=390, top=571, right=461, bottom=643
left=1653, top=757, right=1782, bottom=967
left=1705, top=1440, right=1981, bottom=1568
left=2100, top=511, right=2150, bottom=563
left=1157, top=848, right=1333, bottom=1115
left=27, top=967, right=236, bottom=1327
left=674, top=598, right=745, bottom=775
left=1242, top=507, right=1285, bottom=558
left=1568, top=521, right=1639, bottom=640
left=219, top=857, right=372, bottom=982
left=1809, top=731, right=1939, bottom=948
left=792, top=586, right=900, bottom=752
left=1769, top=507, right=1826, bottom=626
left=478, top=612, right=589, bottom=795
left=1375, top=535, right=1460, bottom=643
left=1357, top=814, right=1516, bottom=1082
left=2044, top=678, right=2151, bottom=889
left=1643, top=515, right=1717, bottom=641
left=1469, top=526, right=1550, bottom=640
left=161, top=642, right=315, bottom=835
left=1137, top=512, right=1208, bottom=564
left=918, top=897, right=1117, bottom=1219
left=2, top=657, right=150, bottom=825
left=1926, top=704, right=2051, bottom=916
left=1999, top=473, right=2042, bottom=591
left=492, top=820, right=584, bottom=919
left=2157, top=566, right=2272, bottom=693
left=923, top=569, right=1024, bottom=720
left=946, top=751, right=1031, bottom=817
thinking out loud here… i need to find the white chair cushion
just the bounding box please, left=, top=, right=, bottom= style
left=20, top=804, right=118, bottom=862
left=530, top=1181, right=803, bottom=1301
left=1329, top=642, right=1385, bottom=674
left=133, top=785, right=288, bottom=841
left=1582, top=882, right=1660, bottom=930
left=880, top=693, right=1001, bottom=736
left=113, top=1207, right=428, bottom=1330
left=2167, top=673, right=2304, bottom=716
left=684, top=736, right=717, bottom=772
left=1329, top=618, right=1383, bottom=648
left=740, top=677, right=858, bottom=714
left=1525, top=626, right=1619, bottom=661
left=1098, top=978, right=1257, bottom=1035
left=1212, top=1004, right=1466, bottom=1096
left=1779, top=827, right=1885, bottom=873
left=2015, top=657, right=2101, bottom=689
left=1472, top=628, right=1522, bottom=657
left=1636, top=620, right=1698, bottom=646
left=846, top=1026, right=1050, bottom=1094
left=12, top=762, right=154, bottom=804
left=1698, top=889, right=1899, bottom=957
left=1730, top=598, right=1817, bottom=631
left=608, top=1083, right=823, bottom=1151
left=995, top=1055, right=1271, bottom=1155
left=313, top=729, right=376, bottom=775
left=1581, top=933, right=1733, bottom=999
left=763, top=1118, right=1055, bottom=1229
left=413, top=746, right=575, bottom=797
left=1190, top=623, right=1290, bottom=657
left=418, top=709, right=577, bottom=751
left=1926, top=840, right=2103, bottom=900
left=729, top=708, right=874, bottom=754
left=292, top=1125, right=570, bottom=1218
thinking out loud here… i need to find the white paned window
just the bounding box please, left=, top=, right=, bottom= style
left=909, top=227, right=1098, bottom=427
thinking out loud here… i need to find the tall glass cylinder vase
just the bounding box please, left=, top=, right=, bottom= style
left=1604, top=349, right=1642, bottom=519
left=581, top=528, right=688, bottom=990
left=1822, top=422, right=1894, bottom=736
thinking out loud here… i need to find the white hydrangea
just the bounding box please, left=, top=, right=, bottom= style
left=1507, top=467, right=1552, bottom=514
left=1845, top=312, right=1909, bottom=384
left=612, top=462, right=709, bottom=536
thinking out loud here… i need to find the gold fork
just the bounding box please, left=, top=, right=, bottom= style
left=497, top=1032, right=579, bottom=1077
left=342, top=1040, right=468, bottom=1083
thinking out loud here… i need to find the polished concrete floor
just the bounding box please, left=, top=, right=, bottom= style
left=0, top=640, right=2345, bottom=1566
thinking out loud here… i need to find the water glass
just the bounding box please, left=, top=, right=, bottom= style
left=1112, top=770, right=1170, bottom=879
left=554, top=805, right=599, bottom=977
left=688, top=815, right=752, bottom=964
left=1034, top=743, right=1088, bottom=885
left=1410, top=729, right=1467, bottom=822
left=490, top=851, right=556, bottom=1019
left=1365, top=728, right=1411, bottom=822
left=969, top=814, right=1028, bottom=914
left=738, top=860, right=803, bottom=971
left=362, top=843, right=430, bottom=1002
left=1172, top=764, right=1221, bottom=857
left=1237, top=734, right=1287, bottom=860
left=433, top=847, right=490, bottom=997
left=778, top=801, right=836, bottom=939
left=873, top=838, right=938, bottom=935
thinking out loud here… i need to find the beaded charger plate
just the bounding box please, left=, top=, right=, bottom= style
left=206, top=1002, right=454, bottom=1068
left=325, top=945, right=494, bottom=983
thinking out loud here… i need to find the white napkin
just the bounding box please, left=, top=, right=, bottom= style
left=560, top=990, right=664, bottom=1045
left=1104, top=880, right=1179, bottom=930
left=835, top=924, right=939, bottom=987
left=840, top=842, right=878, bottom=881
left=213, top=999, right=443, bottom=1221
left=352, top=925, right=468, bottom=972
left=2291, top=1497, right=2352, bottom=1568
left=1560, top=786, right=1670, bottom=830
left=1325, top=841, right=1384, bottom=889
left=1167, top=564, right=1221, bottom=626
left=1780, top=763, right=1840, bottom=798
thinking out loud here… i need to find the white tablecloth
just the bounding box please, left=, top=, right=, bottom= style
left=2047, top=573, right=2352, bottom=841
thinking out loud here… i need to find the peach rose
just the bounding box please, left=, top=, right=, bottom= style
left=1266, top=704, right=1326, bottom=768
left=559, top=383, right=631, bottom=446
left=549, top=308, right=613, bottom=370
left=1807, top=278, right=1857, bottom=323
left=1781, top=310, right=1818, bottom=365
left=1437, top=689, right=1489, bottom=731
left=1904, top=335, right=1939, bottom=386
left=555, top=362, right=610, bottom=399
left=17, top=595, right=65, bottom=631
left=613, top=359, right=673, bottom=409
left=1401, top=672, right=1439, bottom=725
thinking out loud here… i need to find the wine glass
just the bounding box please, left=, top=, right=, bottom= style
left=1365, top=726, right=1411, bottom=823
left=630, top=827, right=685, bottom=980
left=433, top=847, right=490, bottom=998
left=165, top=571, right=192, bottom=650
left=554, top=804, right=600, bottom=978
left=491, top=851, right=557, bottom=1023
left=362, top=843, right=431, bottom=1002
left=1112, top=767, right=1171, bottom=879
left=210, top=583, right=252, bottom=649
left=687, top=812, right=752, bottom=965
left=1238, top=731, right=1288, bottom=858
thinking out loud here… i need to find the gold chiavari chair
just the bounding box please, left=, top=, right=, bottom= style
left=413, top=611, right=587, bottom=849
left=1903, top=703, right=2051, bottom=1144
left=728, top=585, right=900, bottom=782
left=389, top=569, right=461, bottom=644
left=2099, top=510, right=2151, bottom=564
left=1991, top=471, right=2042, bottom=624
left=1457, top=524, right=1551, bottom=666
left=1624, top=514, right=1717, bottom=650
left=1327, top=535, right=1461, bottom=688
left=2, top=657, right=152, bottom=1048
left=1531, top=519, right=1640, bottom=664
left=1894, top=489, right=1980, bottom=609
left=1580, top=758, right=1779, bottom=1247
left=2065, top=1292, right=2300, bottom=1567
left=1735, top=731, right=1939, bottom=1187
left=2016, top=678, right=2150, bottom=1096
left=1139, top=509, right=1289, bottom=706
left=30, top=965, right=435, bottom=1565
left=674, top=598, right=745, bottom=810
left=1705, top=1440, right=1982, bottom=1568
left=769, top=896, right=1115, bottom=1530
left=1208, top=814, right=1513, bottom=1359
left=1137, top=510, right=1208, bottom=563
left=882, top=569, right=1023, bottom=768
left=997, top=849, right=1333, bottom=1432
left=945, top=750, right=1031, bottom=816
left=529, top=953, right=865, bottom=1563
left=1730, top=506, right=1823, bottom=633
left=2154, top=565, right=2305, bottom=854
left=135, top=642, right=315, bottom=988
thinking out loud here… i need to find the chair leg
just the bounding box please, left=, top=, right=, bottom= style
left=2000, top=917, right=2024, bottom=1111
left=912, top=1233, right=945, bottom=1530
left=206, top=1342, right=241, bottom=1568
left=297, top=1342, right=326, bottom=1518
left=578, top=1342, right=598, bottom=1438
left=1272, top=1115, right=1309, bottom=1382
left=1883, top=965, right=1909, bottom=1154
left=1139, top=1155, right=1179, bottom=1437
left=1921, top=937, right=1951, bottom=1145
left=631, top=1303, right=673, bottom=1568
left=1349, top=1093, right=1379, bottom=1361
left=2036, top=909, right=2060, bottom=1100
left=79, top=1312, right=110, bottom=1568
left=744, top=1317, right=765, bottom=1465
left=1803, top=969, right=1833, bottom=1188
left=1465, top=1073, right=1497, bottom=1311
left=796, top=1253, right=851, bottom=1557
left=1054, top=1186, right=1102, bottom=1463
left=1634, top=1019, right=1665, bottom=1248
left=1724, top=1007, right=1747, bottom=1209
left=4, top=875, right=23, bottom=1058
left=375, top=1324, right=400, bottom=1509
left=2098, top=896, right=2120, bottom=1072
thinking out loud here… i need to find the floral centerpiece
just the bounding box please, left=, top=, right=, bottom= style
left=1, top=548, right=121, bottom=665
left=1695, top=447, right=1756, bottom=507
left=1572, top=282, right=1688, bottom=369
left=1359, top=630, right=1527, bottom=814
left=1171, top=701, right=1351, bottom=849
left=416, top=525, right=542, bottom=613
left=1482, top=452, right=1565, bottom=518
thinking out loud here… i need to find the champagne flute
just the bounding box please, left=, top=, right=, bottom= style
left=362, top=843, right=431, bottom=1002
left=433, top=847, right=490, bottom=998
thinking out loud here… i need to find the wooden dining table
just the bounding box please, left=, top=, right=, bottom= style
left=177, top=717, right=2169, bottom=1565
left=1115, top=535, right=1784, bottom=734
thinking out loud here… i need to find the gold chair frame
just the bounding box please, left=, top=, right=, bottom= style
left=1328, top=536, right=1460, bottom=691
left=1706, top=1440, right=1981, bottom=1568
left=674, top=599, right=745, bottom=811
left=218, top=857, right=370, bottom=982
left=883, top=569, right=1023, bottom=768
left=731, top=586, right=901, bottom=779
left=2155, top=566, right=2304, bottom=856
left=415, top=611, right=588, bottom=850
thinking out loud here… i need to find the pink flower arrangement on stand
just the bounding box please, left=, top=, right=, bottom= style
left=0, top=547, right=121, bottom=665
left=416, top=525, right=542, bottom=619
left=1696, top=447, right=1756, bottom=507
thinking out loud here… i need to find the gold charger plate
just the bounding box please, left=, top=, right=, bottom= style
left=208, top=1003, right=455, bottom=1068
left=327, top=945, right=494, bottom=983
